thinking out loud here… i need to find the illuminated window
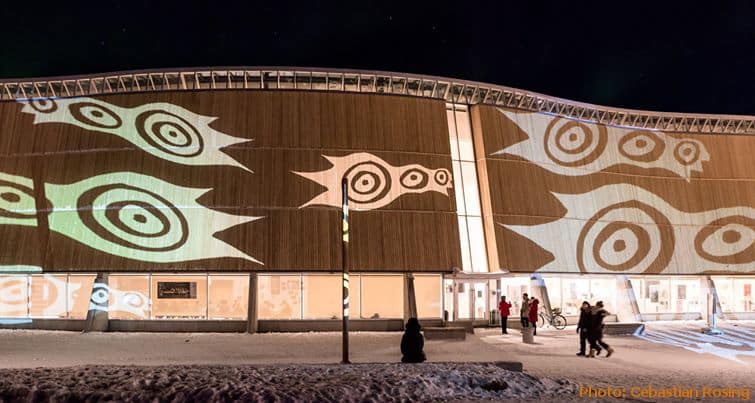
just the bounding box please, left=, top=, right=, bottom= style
left=109, top=275, right=151, bottom=320
left=208, top=275, right=248, bottom=320
left=68, top=274, right=95, bottom=319
left=258, top=275, right=302, bottom=320
left=669, top=278, right=701, bottom=313
left=543, top=277, right=562, bottom=312
left=151, top=275, right=207, bottom=319
left=29, top=274, right=68, bottom=318
left=360, top=275, right=402, bottom=319
left=734, top=277, right=755, bottom=312
left=561, top=277, right=590, bottom=316
left=302, top=274, right=341, bottom=319
left=414, top=274, right=441, bottom=318
left=0, top=275, right=29, bottom=318
left=589, top=278, right=616, bottom=313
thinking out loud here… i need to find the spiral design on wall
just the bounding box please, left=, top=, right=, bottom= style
left=0, top=180, right=41, bottom=220
left=89, top=283, right=110, bottom=311
left=400, top=168, right=429, bottom=190
left=673, top=140, right=702, bottom=166
left=76, top=184, right=189, bottom=252
left=29, top=98, right=58, bottom=113
left=694, top=215, right=755, bottom=264
left=577, top=201, right=674, bottom=273
left=618, top=131, right=666, bottom=162
left=69, top=102, right=123, bottom=129
left=544, top=118, right=607, bottom=167
left=0, top=277, right=28, bottom=308
left=135, top=110, right=204, bottom=157
left=344, top=161, right=392, bottom=205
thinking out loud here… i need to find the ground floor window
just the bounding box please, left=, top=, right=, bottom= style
left=713, top=277, right=755, bottom=313
left=0, top=274, right=95, bottom=319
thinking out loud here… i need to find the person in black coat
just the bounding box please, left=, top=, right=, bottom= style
left=576, top=301, right=592, bottom=356
left=401, top=318, right=427, bottom=363
left=588, top=301, right=614, bottom=358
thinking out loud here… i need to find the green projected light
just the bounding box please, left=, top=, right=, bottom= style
left=45, top=172, right=262, bottom=264
left=0, top=172, right=39, bottom=227
left=20, top=97, right=252, bottom=172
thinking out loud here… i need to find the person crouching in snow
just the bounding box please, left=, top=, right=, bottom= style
left=576, top=301, right=591, bottom=356
left=588, top=301, right=614, bottom=358
left=528, top=297, right=539, bottom=336
left=401, top=318, right=426, bottom=363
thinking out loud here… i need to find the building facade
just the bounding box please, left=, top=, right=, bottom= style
left=0, top=68, right=753, bottom=331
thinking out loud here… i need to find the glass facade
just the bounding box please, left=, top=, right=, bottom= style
left=713, top=276, right=755, bottom=313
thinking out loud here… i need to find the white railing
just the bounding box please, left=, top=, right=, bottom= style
left=1, top=67, right=753, bottom=134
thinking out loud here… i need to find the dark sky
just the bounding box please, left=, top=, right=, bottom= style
left=1, top=1, right=753, bottom=115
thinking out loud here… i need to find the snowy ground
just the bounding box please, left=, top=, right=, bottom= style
left=0, top=363, right=577, bottom=402
left=0, top=321, right=752, bottom=402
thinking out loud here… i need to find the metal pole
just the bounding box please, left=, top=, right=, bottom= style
left=341, top=177, right=350, bottom=364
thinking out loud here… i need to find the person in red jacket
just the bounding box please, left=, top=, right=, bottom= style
left=498, top=296, right=512, bottom=334
left=528, top=297, right=540, bottom=336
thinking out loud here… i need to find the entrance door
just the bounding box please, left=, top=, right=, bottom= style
left=451, top=280, right=488, bottom=321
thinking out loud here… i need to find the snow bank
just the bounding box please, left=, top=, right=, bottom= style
left=0, top=363, right=577, bottom=402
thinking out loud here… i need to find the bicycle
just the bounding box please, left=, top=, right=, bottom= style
left=538, top=307, right=567, bottom=330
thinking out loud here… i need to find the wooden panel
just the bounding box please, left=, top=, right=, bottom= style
left=0, top=91, right=461, bottom=273
left=474, top=105, right=755, bottom=275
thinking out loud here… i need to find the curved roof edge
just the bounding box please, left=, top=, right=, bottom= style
left=1, top=66, right=753, bottom=135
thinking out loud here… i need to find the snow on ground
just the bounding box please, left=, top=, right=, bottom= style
left=0, top=363, right=577, bottom=402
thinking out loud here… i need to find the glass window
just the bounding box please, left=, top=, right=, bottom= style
left=457, top=216, right=472, bottom=271
left=543, top=277, right=562, bottom=312
left=258, top=275, right=302, bottom=320
left=361, top=275, right=402, bottom=319
left=561, top=277, right=590, bottom=316
left=151, top=275, right=207, bottom=319
left=302, top=274, right=341, bottom=319
left=208, top=275, right=248, bottom=320
left=734, top=277, right=755, bottom=312
left=456, top=281, right=472, bottom=319
left=452, top=161, right=466, bottom=215
left=503, top=276, right=530, bottom=317
left=466, top=217, right=488, bottom=272
left=68, top=274, right=95, bottom=319
left=670, top=278, right=701, bottom=313
left=443, top=279, right=454, bottom=321
left=712, top=277, right=734, bottom=313
left=0, top=275, right=29, bottom=317
left=630, top=278, right=644, bottom=312
left=414, top=275, right=441, bottom=318
left=446, top=109, right=460, bottom=161
left=109, top=275, right=151, bottom=319
left=460, top=162, right=481, bottom=216
left=640, top=278, right=671, bottom=313
left=30, top=274, right=68, bottom=318
left=454, top=109, right=475, bottom=161
left=589, top=278, right=616, bottom=313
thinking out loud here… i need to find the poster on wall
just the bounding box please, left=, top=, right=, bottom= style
left=157, top=282, right=197, bottom=299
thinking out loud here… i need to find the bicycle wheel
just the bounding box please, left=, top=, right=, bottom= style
left=538, top=313, right=545, bottom=328
left=553, top=314, right=567, bottom=330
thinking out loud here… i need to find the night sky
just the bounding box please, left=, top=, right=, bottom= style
left=1, top=1, right=753, bottom=115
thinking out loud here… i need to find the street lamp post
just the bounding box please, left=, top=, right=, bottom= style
left=341, top=177, right=350, bottom=364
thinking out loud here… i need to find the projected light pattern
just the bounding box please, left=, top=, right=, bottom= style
left=0, top=172, right=40, bottom=227
left=87, top=282, right=150, bottom=318
left=492, top=109, right=710, bottom=181
left=45, top=172, right=262, bottom=264
left=293, top=153, right=452, bottom=210
left=637, top=322, right=755, bottom=364
left=19, top=97, right=252, bottom=172
left=502, top=184, right=755, bottom=274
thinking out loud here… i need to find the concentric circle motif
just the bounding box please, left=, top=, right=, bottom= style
left=434, top=169, right=450, bottom=186
left=89, top=283, right=109, bottom=311
left=29, top=98, right=58, bottom=113
left=344, top=161, right=392, bottom=205
left=0, top=278, right=28, bottom=308
left=694, top=215, right=754, bottom=264
left=618, top=131, right=665, bottom=162
left=673, top=141, right=701, bottom=166
left=0, top=180, right=42, bottom=220
left=69, top=102, right=123, bottom=129
left=135, top=110, right=204, bottom=157
left=544, top=118, right=607, bottom=167
left=76, top=184, right=189, bottom=252
left=400, top=168, right=429, bottom=190
left=577, top=201, right=674, bottom=273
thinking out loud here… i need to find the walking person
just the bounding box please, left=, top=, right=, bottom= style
left=588, top=301, right=614, bottom=358
left=498, top=296, right=512, bottom=334
left=576, top=301, right=591, bottom=356
left=401, top=318, right=426, bottom=363
left=528, top=297, right=539, bottom=336
left=519, top=293, right=530, bottom=331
